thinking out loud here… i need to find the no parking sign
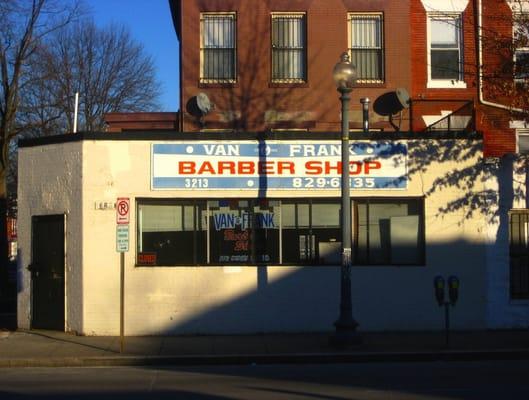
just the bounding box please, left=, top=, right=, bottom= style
left=116, top=197, right=130, bottom=224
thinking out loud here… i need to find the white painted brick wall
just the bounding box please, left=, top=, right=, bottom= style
left=20, top=137, right=524, bottom=335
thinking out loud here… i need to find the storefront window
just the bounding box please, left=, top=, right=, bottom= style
left=137, top=202, right=206, bottom=265
left=282, top=201, right=341, bottom=264
left=208, top=200, right=280, bottom=264
left=136, top=198, right=424, bottom=266
left=356, top=199, right=424, bottom=265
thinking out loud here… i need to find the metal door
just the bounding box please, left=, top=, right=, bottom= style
left=30, top=215, right=65, bottom=330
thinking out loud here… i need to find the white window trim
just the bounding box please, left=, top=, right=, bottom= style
left=421, top=0, right=469, bottom=13
left=516, top=128, right=529, bottom=153
left=508, top=1, right=529, bottom=13
left=426, top=13, right=467, bottom=89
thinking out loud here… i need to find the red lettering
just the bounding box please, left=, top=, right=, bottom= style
left=278, top=161, right=295, bottom=175
left=234, top=241, right=249, bottom=251
left=238, top=161, right=255, bottom=174
left=325, top=161, right=342, bottom=174
left=197, top=161, right=216, bottom=174
left=258, top=161, right=275, bottom=175
left=305, top=161, right=322, bottom=175
left=178, top=161, right=196, bottom=174
left=218, top=161, right=236, bottom=174
left=365, top=161, right=381, bottom=174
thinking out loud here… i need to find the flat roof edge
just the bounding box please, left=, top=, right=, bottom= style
left=18, top=131, right=483, bottom=148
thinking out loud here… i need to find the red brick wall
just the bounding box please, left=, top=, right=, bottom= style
left=410, top=0, right=516, bottom=157
left=179, top=0, right=410, bottom=132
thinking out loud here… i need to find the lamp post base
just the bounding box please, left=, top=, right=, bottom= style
left=330, top=320, right=362, bottom=347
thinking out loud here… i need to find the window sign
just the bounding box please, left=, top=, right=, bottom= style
left=136, top=198, right=425, bottom=267
left=152, top=141, right=407, bottom=191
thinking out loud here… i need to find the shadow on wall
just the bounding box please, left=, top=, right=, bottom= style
left=132, top=138, right=522, bottom=334
left=130, top=235, right=494, bottom=336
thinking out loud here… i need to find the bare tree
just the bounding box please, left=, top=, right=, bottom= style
left=31, top=19, right=161, bottom=133
left=0, top=0, right=81, bottom=200
left=479, top=1, right=529, bottom=117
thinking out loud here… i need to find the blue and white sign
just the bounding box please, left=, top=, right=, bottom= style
left=151, top=141, right=407, bottom=190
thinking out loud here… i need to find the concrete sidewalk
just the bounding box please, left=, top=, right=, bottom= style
left=0, top=329, right=528, bottom=367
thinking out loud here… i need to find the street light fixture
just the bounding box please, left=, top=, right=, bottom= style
left=331, top=52, right=361, bottom=346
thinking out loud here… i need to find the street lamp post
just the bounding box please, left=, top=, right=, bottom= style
left=331, top=52, right=361, bottom=346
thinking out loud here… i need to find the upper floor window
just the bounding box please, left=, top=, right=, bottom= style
left=200, top=13, right=236, bottom=83
left=514, top=14, right=529, bottom=81
left=271, top=13, right=307, bottom=83
left=348, top=13, right=384, bottom=83
left=427, top=14, right=466, bottom=88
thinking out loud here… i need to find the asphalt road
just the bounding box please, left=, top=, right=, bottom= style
left=0, top=360, right=528, bottom=399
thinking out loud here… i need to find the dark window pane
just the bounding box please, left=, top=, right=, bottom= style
left=356, top=199, right=424, bottom=265
left=201, top=14, right=236, bottom=82
left=138, top=203, right=206, bottom=265
left=509, top=211, right=529, bottom=299
left=271, top=15, right=306, bottom=81
left=431, top=50, right=460, bottom=79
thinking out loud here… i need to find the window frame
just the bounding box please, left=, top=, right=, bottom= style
left=509, top=209, right=529, bottom=300
left=426, top=13, right=467, bottom=88
left=200, top=12, right=237, bottom=84
left=136, top=197, right=425, bottom=267
left=270, top=12, right=307, bottom=84
left=513, top=13, right=529, bottom=82
left=347, top=12, right=385, bottom=84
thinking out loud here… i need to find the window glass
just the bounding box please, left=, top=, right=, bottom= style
left=509, top=211, right=529, bottom=299
left=208, top=200, right=280, bottom=264
left=431, top=19, right=458, bottom=46
left=282, top=201, right=341, bottom=265
left=356, top=200, right=424, bottom=265
left=349, top=14, right=384, bottom=82
left=429, top=15, right=462, bottom=81
left=138, top=203, right=206, bottom=266
left=515, top=50, right=529, bottom=80
left=136, top=198, right=424, bottom=267
left=271, top=13, right=306, bottom=82
left=201, top=13, right=236, bottom=83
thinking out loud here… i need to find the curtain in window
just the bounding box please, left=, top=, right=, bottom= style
left=272, top=15, right=306, bottom=81
left=349, top=14, right=383, bottom=81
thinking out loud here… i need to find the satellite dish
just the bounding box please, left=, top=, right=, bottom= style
left=373, top=88, right=409, bottom=116
left=196, top=92, right=213, bottom=115
left=373, top=88, right=410, bottom=131
left=186, top=93, right=214, bottom=127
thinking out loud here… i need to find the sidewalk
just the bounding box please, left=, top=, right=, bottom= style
left=1, top=328, right=528, bottom=367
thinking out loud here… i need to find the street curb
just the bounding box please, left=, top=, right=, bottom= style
left=1, top=349, right=529, bottom=368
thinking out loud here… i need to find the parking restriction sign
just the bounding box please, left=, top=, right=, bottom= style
left=116, top=197, right=130, bottom=224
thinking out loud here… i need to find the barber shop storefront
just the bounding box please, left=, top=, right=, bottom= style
left=17, top=132, right=490, bottom=335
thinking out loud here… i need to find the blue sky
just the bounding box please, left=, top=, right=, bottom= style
left=89, top=0, right=180, bottom=111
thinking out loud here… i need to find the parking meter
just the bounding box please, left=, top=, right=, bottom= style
left=433, top=276, right=445, bottom=306
left=448, top=276, right=460, bottom=306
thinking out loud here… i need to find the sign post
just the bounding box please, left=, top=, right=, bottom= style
left=116, top=197, right=130, bottom=353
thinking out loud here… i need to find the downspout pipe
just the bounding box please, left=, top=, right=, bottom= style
left=476, top=0, right=524, bottom=113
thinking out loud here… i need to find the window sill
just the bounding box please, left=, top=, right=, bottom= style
left=354, top=82, right=386, bottom=89
left=199, top=81, right=238, bottom=89
left=427, top=80, right=467, bottom=89
left=269, top=81, right=308, bottom=88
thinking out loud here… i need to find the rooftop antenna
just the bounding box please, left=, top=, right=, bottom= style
left=73, top=92, right=79, bottom=133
